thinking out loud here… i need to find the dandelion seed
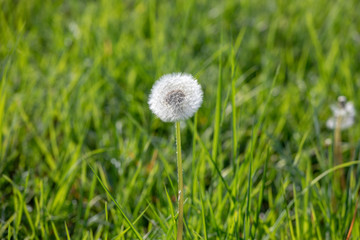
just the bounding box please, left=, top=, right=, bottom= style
left=326, top=96, right=356, bottom=130
left=148, top=73, right=203, bottom=122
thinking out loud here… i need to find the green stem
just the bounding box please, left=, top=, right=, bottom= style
left=334, top=116, right=345, bottom=188
left=176, top=121, right=184, bottom=240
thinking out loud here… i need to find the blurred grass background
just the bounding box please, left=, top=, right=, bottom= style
left=1, top=0, right=360, bottom=239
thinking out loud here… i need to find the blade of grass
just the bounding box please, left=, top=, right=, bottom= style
left=200, top=191, right=208, bottom=240
left=192, top=112, right=198, bottom=203
left=230, top=28, right=246, bottom=172
left=309, top=161, right=360, bottom=188
left=117, top=205, right=150, bottom=237
left=346, top=197, right=359, bottom=240
left=270, top=160, right=360, bottom=234
left=285, top=205, right=296, bottom=240
left=310, top=205, right=323, bottom=240
left=196, top=131, right=235, bottom=201
left=0, top=214, right=15, bottom=237
left=243, top=128, right=254, bottom=239
left=293, top=184, right=300, bottom=240
left=88, top=163, right=143, bottom=240
left=164, top=184, right=176, bottom=239
left=255, top=147, right=269, bottom=238
left=65, top=222, right=71, bottom=240
left=104, top=201, right=108, bottom=240
left=146, top=200, right=169, bottom=232
left=212, top=28, right=223, bottom=163
left=51, top=221, right=60, bottom=240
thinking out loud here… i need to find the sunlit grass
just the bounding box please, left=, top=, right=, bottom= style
left=1, top=0, right=360, bottom=239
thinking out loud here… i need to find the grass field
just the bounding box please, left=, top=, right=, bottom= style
left=1, top=0, right=360, bottom=239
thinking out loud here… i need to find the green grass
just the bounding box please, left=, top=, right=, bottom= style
left=1, top=0, right=360, bottom=239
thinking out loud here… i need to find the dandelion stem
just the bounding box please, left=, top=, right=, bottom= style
left=176, top=121, right=184, bottom=240
left=335, top=116, right=345, bottom=188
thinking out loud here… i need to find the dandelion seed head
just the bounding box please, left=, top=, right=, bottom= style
left=148, top=73, right=203, bottom=122
left=326, top=96, right=356, bottom=130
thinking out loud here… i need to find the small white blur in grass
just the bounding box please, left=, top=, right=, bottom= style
left=326, top=96, right=356, bottom=130
left=148, top=73, right=203, bottom=122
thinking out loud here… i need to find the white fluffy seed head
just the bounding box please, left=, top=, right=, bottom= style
left=148, top=73, right=203, bottom=122
left=326, top=97, right=356, bottom=130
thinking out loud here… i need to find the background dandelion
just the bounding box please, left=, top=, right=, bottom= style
left=326, top=96, right=356, bottom=189
left=326, top=96, right=356, bottom=130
